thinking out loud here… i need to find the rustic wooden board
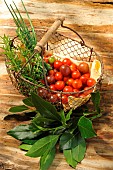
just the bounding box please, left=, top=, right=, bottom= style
left=0, top=0, right=113, bottom=169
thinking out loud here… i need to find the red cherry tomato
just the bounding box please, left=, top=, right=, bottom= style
left=63, top=86, right=73, bottom=96
left=61, top=95, right=68, bottom=104
left=66, top=78, right=74, bottom=86
left=60, top=65, right=71, bottom=76
left=72, top=70, right=81, bottom=79
left=54, top=60, right=63, bottom=70
left=55, top=72, right=63, bottom=81
left=49, top=84, right=56, bottom=91
left=55, top=81, right=65, bottom=90
left=43, top=56, right=49, bottom=63
left=70, top=63, right=77, bottom=72
left=84, top=73, right=90, bottom=78
left=40, top=79, right=45, bottom=85
left=80, top=75, right=88, bottom=84
left=63, top=76, right=70, bottom=82
left=38, top=88, right=48, bottom=98
left=48, top=70, right=55, bottom=76
left=83, top=86, right=93, bottom=96
left=62, top=58, right=72, bottom=66
left=79, top=93, right=86, bottom=98
left=46, top=75, right=55, bottom=84
left=47, top=92, right=52, bottom=100
left=78, top=62, right=89, bottom=74
left=56, top=93, right=61, bottom=100
left=72, top=79, right=82, bottom=89
left=49, top=94, right=58, bottom=103
left=73, top=88, right=79, bottom=97
left=87, top=78, right=96, bottom=87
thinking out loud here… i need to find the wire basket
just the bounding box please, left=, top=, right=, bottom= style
left=5, top=18, right=103, bottom=111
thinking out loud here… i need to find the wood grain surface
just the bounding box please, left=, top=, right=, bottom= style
left=0, top=0, right=113, bottom=170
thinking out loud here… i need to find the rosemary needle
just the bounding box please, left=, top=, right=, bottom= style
left=4, top=0, right=37, bottom=51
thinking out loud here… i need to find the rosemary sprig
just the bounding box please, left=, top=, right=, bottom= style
left=4, top=0, right=37, bottom=51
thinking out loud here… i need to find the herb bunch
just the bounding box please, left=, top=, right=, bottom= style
left=1, top=0, right=51, bottom=93
left=7, top=91, right=102, bottom=170
left=4, top=0, right=37, bottom=51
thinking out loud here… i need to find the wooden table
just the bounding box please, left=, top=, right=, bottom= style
left=0, top=0, right=113, bottom=169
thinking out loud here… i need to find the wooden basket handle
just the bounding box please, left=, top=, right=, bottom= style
left=16, top=17, right=65, bottom=78
left=35, top=17, right=65, bottom=52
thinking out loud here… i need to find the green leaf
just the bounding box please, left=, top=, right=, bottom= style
left=78, top=116, right=97, bottom=139
left=72, top=134, right=86, bottom=162
left=32, top=116, right=56, bottom=124
left=65, top=109, right=73, bottom=122
left=60, top=132, right=77, bottom=150
left=7, top=124, right=37, bottom=140
left=40, top=146, right=56, bottom=170
left=19, top=144, right=32, bottom=151
left=23, top=97, right=34, bottom=107
left=63, top=149, right=78, bottom=168
left=22, top=139, right=37, bottom=145
left=32, top=116, right=58, bottom=133
left=9, top=105, right=29, bottom=113
left=31, top=93, right=61, bottom=122
left=25, top=135, right=59, bottom=157
left=60, top=110, right=66, bottom=125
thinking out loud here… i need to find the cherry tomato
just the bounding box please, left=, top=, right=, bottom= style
left=43, top=56, right=48, bottom=63
left=63, top=86, right=73, bottom=95
left=60, top=65, right=71, bottom=76
left=55, top=72, right=63, bottom=81
left=46, top=75, right=55, bottom=84
left=38, top=88, right=48, bottom=98
left=78, top=62, right=89, bottom=74
left=87, top=78, right=96, bottom=87
left=49, top=94, right=58, bottom=103
left=40, top=79, right=45, bottom=85
left=84, top=73, right=90, bottom=78
left=48, top=70, right=55, bottom=76
left=72, top=70, right=81, bottom=79
left=79, top=93, right=86, bottom=98
left=55, top=81, right=65, bottom=90
left=66, top=78, right=74, bottom=86
left=70, top=63, right=77, bottom=72
left=49, top=84, right=56, bottom=91
left=48, top=56, right=56, bottom=64
left=54, top=60, right=63, bottom=70
left=63, top=76, right=70, bottom=82
left=47, top=92, right=52, bottom=100
left=62, top=58, right=72, bottom=66
left=61, top=95, right=68, bottom=104
left=56, top=93, right=61, bottom=100
left=80, top=75, right=88, bottom=84
left=83, top=86, right=93, bottom=96
left=73, top=88, right=79, bottom=97
left=72, top=79, right=82, bottom=89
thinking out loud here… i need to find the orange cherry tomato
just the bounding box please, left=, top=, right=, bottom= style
left=62, top=58, right=72, bottom=66
left=70, top=63, right=77, bottom=72
left=87, top=78, right=96, bottom=87
left=78, top=62, right=89, bottom=74
left=72, top=79, right=82, bottom=89
left=55, top=81, right=65, bottom=90
left=72, top=70, right=81, bottom=79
